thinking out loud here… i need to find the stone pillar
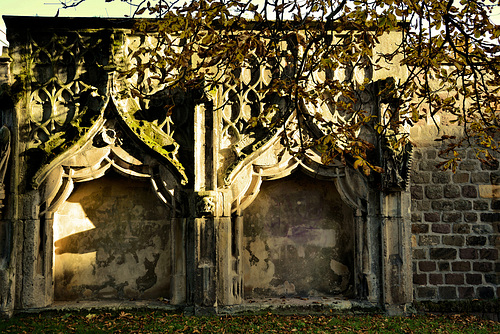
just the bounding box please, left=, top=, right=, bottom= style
left=170, top=218, right=187, bottom=305
left=18, top=193, right=54, bottom=309
left=381, top=191, right=413, bottom=314
left=189, top=94, right=244, bottom=311
left=0, top=46, right=16, bottom=318
left=216, top=214, right=243, bottom=306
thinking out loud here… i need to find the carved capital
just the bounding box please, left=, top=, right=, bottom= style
left=196, top=195, right=215, bottom=217
left=194, top=191, right=227, bottom=217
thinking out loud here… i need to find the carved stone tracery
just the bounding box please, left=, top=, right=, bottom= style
left=27, top=32, right=108, bottom=150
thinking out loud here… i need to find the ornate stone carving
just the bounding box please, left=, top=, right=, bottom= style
left=0, top=126, right=10, bottom=214
left=382, top=134, right=413, bottom=191
left=27, top=32, right=107, bottom=149
left=93, top=128, right=120, bottom=147
left=24, top=31, right=109, bottom=187
left=111, top=34, right=194, bottom=185
left=196, top=194, right=216, bottom=217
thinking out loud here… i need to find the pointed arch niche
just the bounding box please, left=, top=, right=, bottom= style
left=33, top=118, right=186, bottom=304
left=222, top=136, right=388, bottom=304
left=242, top=170, right=355, bottom=298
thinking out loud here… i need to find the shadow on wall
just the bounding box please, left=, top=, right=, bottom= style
left=53, top=171, right=172, bottom=301
left=243, top=171, right=355, bottom=299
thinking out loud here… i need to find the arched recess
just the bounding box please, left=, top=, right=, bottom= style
left=33, top=116, right=186, bottom=304
left=221, top=132, right=379, bottom=302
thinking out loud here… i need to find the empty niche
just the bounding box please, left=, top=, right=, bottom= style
left=243, top=171, right=355, bottom=299
left=53, top=171, right=172, bottom=301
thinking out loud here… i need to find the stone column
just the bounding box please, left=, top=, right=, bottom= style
left=170, top=218, right=187, bottom=305
left=0, top=47, right=17, bottom=318
left=189, top=96, right=244, bottom=311
left=381, top=190, right=413, bottom=315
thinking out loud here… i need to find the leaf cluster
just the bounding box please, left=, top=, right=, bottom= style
left=64, top=0, right=500, bottom=174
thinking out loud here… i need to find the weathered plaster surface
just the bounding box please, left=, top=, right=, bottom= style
left=243, top=172, right=354, bottom=298
left=53, top=172, right=172, bottom=300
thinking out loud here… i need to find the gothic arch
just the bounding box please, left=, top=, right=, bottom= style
left=224, top=132, right=368, bottom=215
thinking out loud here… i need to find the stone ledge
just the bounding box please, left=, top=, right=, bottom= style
left=15, top=298, right=381, bottom=317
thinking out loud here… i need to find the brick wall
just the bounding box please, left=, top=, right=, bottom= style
left=410, top=139, right=500, bottom=301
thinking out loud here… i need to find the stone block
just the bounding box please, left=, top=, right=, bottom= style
left=442, top=212, right=461, bottom=223
left=480, top=213, right=500, bottom=223
left=424, top=212, right=440, bottom=222
left=442, top=235, right=464, bottom=246
left=494, top=222, right=500, bottom=234
left=430, top=248, right=457, bottom=260
left=411, top=186, right=423, bottom=200
left=417, top=287, right=437, bottom=299
left=445, top=273, right=464, bottom=285
left=492, top=200, right=500, bottom=210
left=438, top=262, right=450, bottom=271
left=411, top=171, right=431, bottom=184
left=431, top=200, right=454, bottom=211
left=412, top=224, right=428, bottom=234
left=429, top=274, right=443, bottom=285
left=425, top=150, right=437, bottom=159
left=489, top=235, right=500, bottom=247
left=412, top=150, right=423, bottom=160
left=416, top=200, right=431, bottom=211
left=439, top=286, right=457, bottom=299
left=473, top=200, right=489, bottom=211
left=419, top=261, right=437, bottom=272
left=426, top=185, right=443, bottom=199
left=463, top=213, right=477, bottom=223
left=453, top=173, right=469, bottom=184
left=481, top=160, right=499, bottom=171
left=472, top=224, right=493, bottom=234
left=491, top=172, right=500, bottom=185
left=444, top=185, right=460, bottom=198
left=473, top=262, right=493, bottom=272
left=453, top=223, right=470, bottom=233
left=485, top=273, right=499, bottom=285
left=411, top=213, right=422, bottom=222
left=477, top=287, right=495, bottom=299
left=459, top=248, right=477, bottom=260
left=478, top=185, right=500, bottom=199
left=466, top=274, right=482, bottom=285
left=432, top=172, right=451, bottom=184
left=432, top=224, right=450, bottom=234
left=466, top=236, right=487, bottom=246
left=413, top=273, right=427, bottom=285
left=471, top=172, right=490, bottom=184
left=453, top=200, right=472, bottom=211
left=451, top=261, right=470, bottom=271
left=480, top=249, right=498, bottom=261
left=459, top=160, right=479, bottom=171
left=419, top=160, right=439, bottom=172
left=413, top=249, right=426, bottom=259
left=461, top=185, right=478, bottom=198
left=458, top=287, right=474, bottom=299
left=418, top=235, right=440, bottom=246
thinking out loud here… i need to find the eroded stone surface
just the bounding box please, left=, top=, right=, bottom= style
left=243, top=172, right=354, bottom=298
left=53, top=172, right=171, bottom=301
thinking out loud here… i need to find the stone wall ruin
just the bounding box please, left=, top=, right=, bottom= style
left=0, top=16, right=496, bottom=318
